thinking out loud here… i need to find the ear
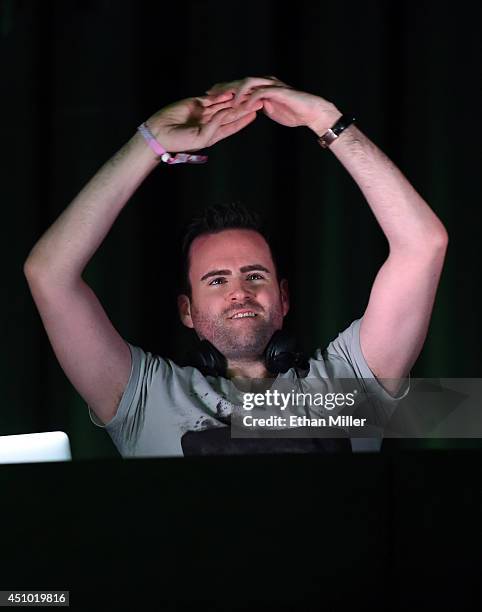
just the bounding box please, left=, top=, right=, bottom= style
left=177, top=294, right=194, bottom=329
left=279, top=279, right=290, bottom=317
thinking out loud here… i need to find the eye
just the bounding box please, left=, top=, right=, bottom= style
left=247, top=273, right=265, bottom=280
left=209, top=277, right=226, bottom=286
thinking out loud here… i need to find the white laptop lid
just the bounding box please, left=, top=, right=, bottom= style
left=0, top=431, right=72, bottom=464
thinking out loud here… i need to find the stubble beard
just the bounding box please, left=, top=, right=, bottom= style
left=191, top=303, right=283, bottom=361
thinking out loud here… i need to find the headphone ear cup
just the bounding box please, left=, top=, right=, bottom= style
left=190, top=331, right=307, bottom=378
left=264, top=329, right=300, bottom=374
left=190, top=339, right=228, bottom=378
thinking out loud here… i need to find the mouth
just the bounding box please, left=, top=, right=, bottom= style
left=229, top=310, right=259, bottom=320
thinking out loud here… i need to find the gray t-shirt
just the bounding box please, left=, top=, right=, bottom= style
left=89, top=318, right=409, bottom=456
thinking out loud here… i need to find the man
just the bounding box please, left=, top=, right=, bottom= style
left=24, top=76, right=448, bottom=456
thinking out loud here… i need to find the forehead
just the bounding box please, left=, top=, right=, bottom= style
left=189, top=229, right=274, bottom=276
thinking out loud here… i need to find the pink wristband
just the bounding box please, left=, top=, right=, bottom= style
left=137, top=122, right=208, bottom=165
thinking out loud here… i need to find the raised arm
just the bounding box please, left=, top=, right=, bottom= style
left=320, top=124, right=448, bottom=395
left=206, top=77, right=448, bottom=395
left=24, top=94, right=261, bottom=424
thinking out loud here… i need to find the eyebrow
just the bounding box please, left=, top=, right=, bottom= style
left=200, top=264, right=271, bottom=282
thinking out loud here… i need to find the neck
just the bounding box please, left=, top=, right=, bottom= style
left=226, top=358, right=273, bottom=379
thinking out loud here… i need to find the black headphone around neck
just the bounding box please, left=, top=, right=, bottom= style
left=189, top=329, right=309, bottom=378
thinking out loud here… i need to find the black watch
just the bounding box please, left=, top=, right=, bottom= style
left=318, top=114, right=356, bottom=148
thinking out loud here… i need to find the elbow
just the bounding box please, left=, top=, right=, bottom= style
left=23, top=257, right=50, bottom=285
left=23, top=258, right=37, bottom=281
left=422, top=226, right=449, bottom=266
left=430, top=225, right=449, bottom=252
left=422, top=225, right=449, bottom=267
left=419, top=217, right=449, bottom=253
left=392, top=224, right=449, bottom=259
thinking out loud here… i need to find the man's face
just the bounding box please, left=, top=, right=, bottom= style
left=178, top=229, right=289, bottom=361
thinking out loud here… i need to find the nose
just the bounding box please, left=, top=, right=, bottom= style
left=227, top=278, right=255, bottom=302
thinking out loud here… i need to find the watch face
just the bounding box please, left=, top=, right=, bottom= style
left=319, top=116, right=355, bottom=147
left=319, top=130, right=337, bottom=148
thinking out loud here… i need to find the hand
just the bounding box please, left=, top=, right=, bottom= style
left=146, top=92, right=263, bottom=152
left=206, top=76, right=341, bottom=136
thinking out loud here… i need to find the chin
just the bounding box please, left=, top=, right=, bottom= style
left=222, top=333, right=273, bottom=360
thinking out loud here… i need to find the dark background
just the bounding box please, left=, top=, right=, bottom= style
left=2, top=0, right=481, bottom=458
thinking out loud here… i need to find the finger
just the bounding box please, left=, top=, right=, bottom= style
left=232, top=77, right=284, bottom=106
left=200, top=96, right=257, bottom=125
left=208, top=112, right=258, bottom=146
left=206, top=76, right=284, bottom=97
left=196, top=93, right=233, bottom=107
left=205, top=89, right=237, bottom=100
left=261, top=75, right=289, bottom=86
left=206, top=91, right=251, bottom=109
left=201, top=102, right=262, bottom=141
left=200, top=108, right=233, bottom=142
left=206, top=80, right=239, bottom=94
left=200, top=100, right=236, bottom=123
left=203, top=100, right=235, bottom=113
left=243, top=86, right=287, bottom=110
left=212, top=99, right=263, bottom=125
left=206, top=76, right=274, bottom=103
left=203, top=92, right=235, bottom=104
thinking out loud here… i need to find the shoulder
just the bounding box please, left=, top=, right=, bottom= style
left=126, top=341, right=210, bottom=386
left=309, top=319, right=363, bottom=375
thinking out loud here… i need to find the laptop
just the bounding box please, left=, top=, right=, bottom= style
left=0, top=431, right=72, bottom=464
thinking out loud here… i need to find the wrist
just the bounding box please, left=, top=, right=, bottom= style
left=312, top=112, right=357, bottom=150
left=307, top=104, right=343, bottom=137
left=133, top=129, right=162, bottom=164
left=145, top=116, right=163, bottom=138
left=137, top=121, right=208, bottom=165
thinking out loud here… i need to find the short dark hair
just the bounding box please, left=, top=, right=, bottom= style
left=180, top=202, right=283, bottom=297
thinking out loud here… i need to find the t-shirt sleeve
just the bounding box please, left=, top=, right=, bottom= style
left=88, top=341, right=169, bottom=456
left=318, top=317, right=410, bottom=427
